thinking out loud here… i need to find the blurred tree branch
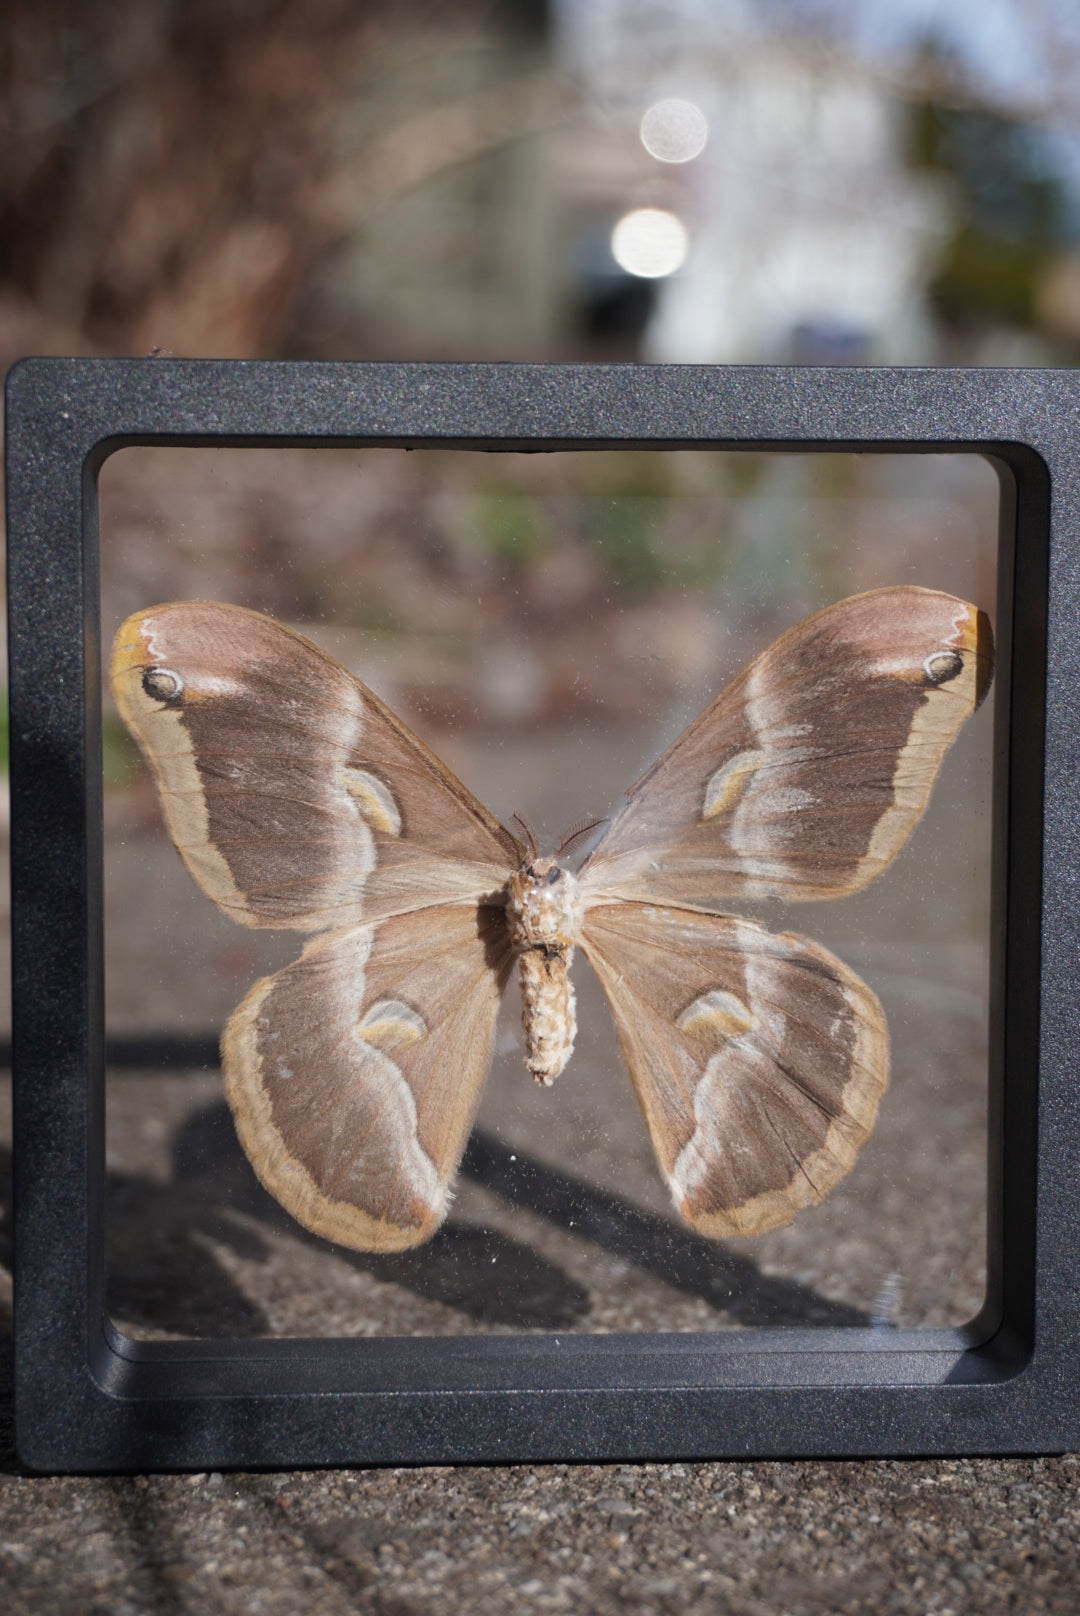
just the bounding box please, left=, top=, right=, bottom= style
left=0, top=0, right=567, bottom=359
left=315, top=67, right=570, bottom=225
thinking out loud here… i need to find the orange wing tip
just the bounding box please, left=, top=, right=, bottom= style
left=111, top=613, right=150, bottom=665
left=945, top=600, right=994, bottom=710
left=972, top=607, right=995, bottom=710
left=110, top=612, right=155, bottom=703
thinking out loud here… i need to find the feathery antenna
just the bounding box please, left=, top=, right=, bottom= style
left=511, top=811, right=538, bottom=859
left=556, top=814, right=606, bottom=858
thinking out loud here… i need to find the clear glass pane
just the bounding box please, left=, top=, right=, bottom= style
left=100, top=444, right=997, bottom=1340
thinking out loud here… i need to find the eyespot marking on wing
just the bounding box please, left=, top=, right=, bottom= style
left=342, top=767, right=402, bottom=836
left=703, top=750, right=765, bottom=819
left=142, top=666, right=183, bottom=703
left=358, top=999, right=427, bottom=1050
left=677, top=989, right=755, bottom=1039
left=923, top=649, right=964, bottom=685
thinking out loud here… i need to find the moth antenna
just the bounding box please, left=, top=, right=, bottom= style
left=511, top=811, right=538, bottom=859
left=556, top=814, right=607, bottom=858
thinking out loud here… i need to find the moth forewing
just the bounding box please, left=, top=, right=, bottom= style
left=111, top=601, right=522, bottom=932
left=577, top=586, right=994, bottom=909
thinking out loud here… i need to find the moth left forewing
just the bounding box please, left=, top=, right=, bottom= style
left=223, top=901, right=514, bottom=1252
left=111, top=602, right=521, bottom=932
left=579, top=901, right=888, bottom=1237
left=579, top=587, right=993, bottom=908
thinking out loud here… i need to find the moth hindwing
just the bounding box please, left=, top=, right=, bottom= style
left=111, top=587, right=992, bottom=1249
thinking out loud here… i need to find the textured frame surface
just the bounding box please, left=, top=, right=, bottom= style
left=6, top=357, right=1072, bottom=1472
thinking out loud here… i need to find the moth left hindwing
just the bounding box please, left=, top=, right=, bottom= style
left=224, top=905, right=513, bottom=1252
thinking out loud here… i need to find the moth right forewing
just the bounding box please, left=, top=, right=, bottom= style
left=578, top=587, right=993, bottom=908
left=580, top=900, right=889, bottom=1237
left=112, top=602, right=521, bottom=931
left=223, top=900, right=514, bottom=1252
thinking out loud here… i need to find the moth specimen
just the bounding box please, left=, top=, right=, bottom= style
left=112, top=588, right=993, bottom=1251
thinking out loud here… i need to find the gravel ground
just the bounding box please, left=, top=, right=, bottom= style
left=2, top=1413, right=1080, bottom=1615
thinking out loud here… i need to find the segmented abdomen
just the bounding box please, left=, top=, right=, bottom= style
left=518, top=947, right=577, bottom=1086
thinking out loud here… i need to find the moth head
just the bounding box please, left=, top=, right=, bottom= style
left=525, top=856, right=563, bottom=887
left=507, top=856, right=582, bottom=950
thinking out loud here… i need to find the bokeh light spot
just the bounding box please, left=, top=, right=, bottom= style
left=611, top=209, right=689, bottom=279
left=640, top=98, right=709, bottom=164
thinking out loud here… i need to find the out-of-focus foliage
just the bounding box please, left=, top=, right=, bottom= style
left=907, top=95, right=1077, bottom=336
left=101, top=710, right=140, bottom=789
left=0, top=0, right=381, bottom=356
left=0, top=0, right=553, bottom=362
left=472, top=490, right=549, bottom=571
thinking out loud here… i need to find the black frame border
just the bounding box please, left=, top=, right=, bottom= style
left=6, top=357, right=1071, bottom=1471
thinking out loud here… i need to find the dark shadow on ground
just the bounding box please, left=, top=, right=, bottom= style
left=461, top=1131, right=870, bottom=1329
left=0, top=1074, right=868, bottom=1369
left=170, top=1100, right=869, bottom=1336
left=107, top=1101, right=593, bottom=1335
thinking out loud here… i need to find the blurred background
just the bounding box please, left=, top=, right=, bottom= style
left=3, top=0, right=1080, bottom=369
left=0, top=0, right=1062, bottom=1339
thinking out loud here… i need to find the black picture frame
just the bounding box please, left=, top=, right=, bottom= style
left=6, top=357, right=1071, bottom=1472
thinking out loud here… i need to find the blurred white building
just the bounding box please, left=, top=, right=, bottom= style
left=556, top=0, right=950, bottom=362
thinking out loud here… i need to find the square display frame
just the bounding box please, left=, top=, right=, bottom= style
left=6, top=356, right=1073, bottom=1472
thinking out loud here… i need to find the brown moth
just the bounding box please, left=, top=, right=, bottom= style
left=111, top=588, right=993, bottom=1252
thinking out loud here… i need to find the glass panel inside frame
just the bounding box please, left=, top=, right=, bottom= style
left=98, top=444, right=998, bottom=1342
